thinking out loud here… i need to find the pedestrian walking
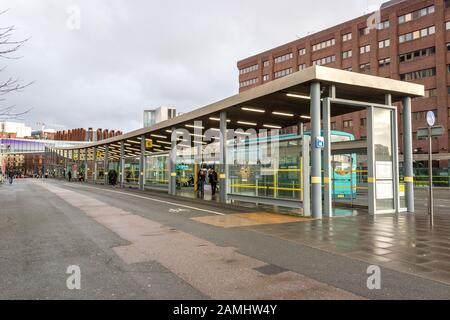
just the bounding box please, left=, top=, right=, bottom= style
left=197, top=168, right=206, bottom=197
left=209, top=168, right=218, bottom=196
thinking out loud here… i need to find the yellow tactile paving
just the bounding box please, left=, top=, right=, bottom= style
left=191, top=212, right=311, bottom=228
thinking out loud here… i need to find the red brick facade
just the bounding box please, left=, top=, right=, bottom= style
left=238, top=0, right=450, bottom=167
left=54, top=128, right=123, bottom=142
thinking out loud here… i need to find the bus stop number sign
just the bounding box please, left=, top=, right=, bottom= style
left=315, top=136, right=325, bottom=149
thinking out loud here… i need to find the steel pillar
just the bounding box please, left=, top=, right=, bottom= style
left=84, top=149, right=88, bottom=182
left=367, top=107, right=376, bottom=215
left=120, top=141, right=125, bottom=188
left=169, top=127, right=177, bottom=195
left=139, top=135, right=145, bottom=190
left=219, top=111, right=227, bottom=203
left=402, top=97, right=415, bottom=213
left=93, top=147, right=97, bottom=183
left=104, top=145, right=109, bottom=185
left=302, top=135, right=311, bottom=217
left=310, top=82, right=322, bottom=219
left=323, top=97, right=332, bottom=217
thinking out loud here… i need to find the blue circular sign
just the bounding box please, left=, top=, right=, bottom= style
left=426, top=111, right=436, bottom=127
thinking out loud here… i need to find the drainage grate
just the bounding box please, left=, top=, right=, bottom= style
left=254, top=264, right=288, bottom=275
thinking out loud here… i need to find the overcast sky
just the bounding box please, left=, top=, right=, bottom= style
left=1, top=0, right=385, bottom=133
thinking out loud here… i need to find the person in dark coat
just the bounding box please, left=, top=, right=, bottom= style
left=197, top=169, right=206, bottom=197
left=68, top=171, right=72, bottom=182
left=209, top=168, right=218, bottom=196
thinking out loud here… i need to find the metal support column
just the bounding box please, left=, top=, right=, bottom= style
left=302, top=135, right=311, bottom=216
left=367, top=107, right=376, bottom=215
left=84, top=149, right=88, bottom=182
left=64, top=150, right=67, bottom=179
left=43, top=147, right=47, bottom=176
left=310, top=82, right=322, bottom=219
left=388, top=94, right=400, bottom=213
left=402, top=96, right=415, bottom=213
left=77, top=149, right=81, bottom=180
left=169, top=127, right=177, bottom=195
left=139, top=135, right=145, bottom=190
left=104, top=145, right=109, bottom=185
left=219, top=111, right=227, bottom=203
left=120, top=141, right=125, bottom=188
left=323, top=97, right=332, bottom=217
left=93, top=147, right=97, bottom=183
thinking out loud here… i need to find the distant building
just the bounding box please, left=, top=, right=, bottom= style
left=31, top=128, right=57, bottom=140
left=144, top=107, right=177, bottom=127
left=54, top=128, right=123, bottom=142
left=0, top=121, right=32, bottom=138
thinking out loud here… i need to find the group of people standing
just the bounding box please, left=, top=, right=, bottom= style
left=197, top=167, right=218, bottom=198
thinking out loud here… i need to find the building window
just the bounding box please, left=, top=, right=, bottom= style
left=360, top=118, right=367, bottom=126
left=342, top=50, right=352, bottom=59
left=342, top=32, right=352, bottom=42
left=399, top=26, right=435, bottom=43
left=343, top=120, right=353, bottom=128
left=378, top=57, right=391, bottom=68
left=274, top=53, right=293, bottom=64
left=378, top=39, right=390, bottom=49
left=378, top=20, right=390, bottom=30
left=359, top=27, right=370, bottom=36
left=398, top=5, right=435, bottom=24
left=331, top=122, right=337, bottom=129
left=299, top=63, right=306, bottom=70
left=312, top=38, right=336, bottom=52
left=312, top=55, right=336, bottom=66
left=413, top=110, right=437, bottom=121
left=400, top=67, right=436, bottom=81
left=239, top=78, right=258, bottom=88
left=399, top=47, right=435, bottom=63
left=274, top=68, right=293, bottom=78
left=360, top=62, right=371, bottom=72
left=360, top=44, right=370, bottom=54
left=263, top=74, right=270, bottom=82
left=298, top=48, right=306, bottom=56
left=239, top=64, right=258, bottom=75
left=263, top=60, right=270, bottom=68
left=425, top=88, right=437, bottom=98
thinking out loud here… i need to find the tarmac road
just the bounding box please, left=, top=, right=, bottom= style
left=0, top=179, right=449, bottom=299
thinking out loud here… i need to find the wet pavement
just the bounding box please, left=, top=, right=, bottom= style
left=247, top=213, right=450, bottom=285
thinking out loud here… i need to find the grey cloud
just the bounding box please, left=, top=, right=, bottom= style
left=1, top=0, right=385, bottom=132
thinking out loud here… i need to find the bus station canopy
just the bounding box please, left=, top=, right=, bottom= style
left=56, top=65, right=424, bottom=158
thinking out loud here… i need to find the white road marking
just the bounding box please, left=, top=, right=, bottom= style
left=64, top=183, right=226, bottom=216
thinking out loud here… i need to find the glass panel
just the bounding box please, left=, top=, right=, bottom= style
left=373, top=107, right=394, bottom=211
left=124, top=157, right=140, bottom=185
left=228, top=135, right=301, bottom=200
left=145, top=154, right=169, bottom=187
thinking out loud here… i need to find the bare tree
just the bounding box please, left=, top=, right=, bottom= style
left=0, top=9, right=33, bottom=121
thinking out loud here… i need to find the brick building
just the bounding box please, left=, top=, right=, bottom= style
left=54, top=128, right=123, bottom=142
left=237, top=0, right=450, bottom=167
